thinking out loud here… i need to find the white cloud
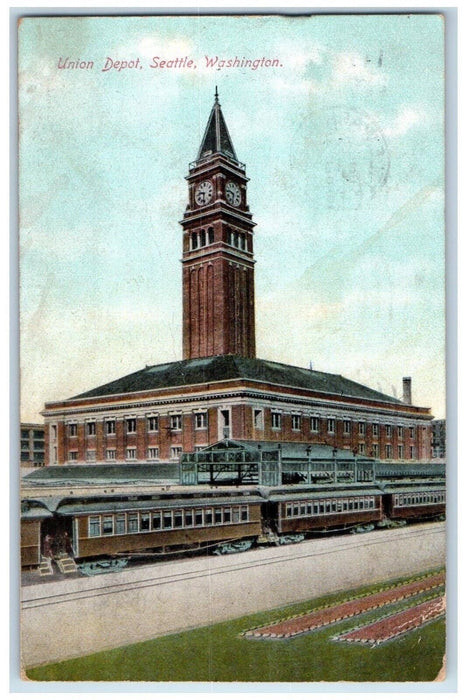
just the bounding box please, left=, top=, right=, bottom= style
left=137, top=35, right=195, bottom=60
left=332, top=51, right=387, bottom=87
left=381, top=106, right=427, bottom=138
left=270, top=76, right=320, bottom=95
left=280, top=44, right=324, bottom=71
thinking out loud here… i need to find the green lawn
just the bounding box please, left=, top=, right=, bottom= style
left=26, top=569, right=445, bottom=683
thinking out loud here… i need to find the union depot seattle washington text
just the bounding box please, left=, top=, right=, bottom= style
left=41, top=92, right=433, bottom=469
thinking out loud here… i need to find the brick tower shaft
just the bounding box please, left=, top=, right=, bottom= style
left=180, top=90, right=256, bottom=360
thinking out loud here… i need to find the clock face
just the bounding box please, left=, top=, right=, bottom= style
left=225, top=181, right=242, bottom=207
left=195, top=180, right=213, bottom=206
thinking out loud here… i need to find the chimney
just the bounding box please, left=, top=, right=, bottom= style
left=403, top=377, right=412, bottom=405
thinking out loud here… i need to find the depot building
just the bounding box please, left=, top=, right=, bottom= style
left=41, top=92, right=433, bottom=468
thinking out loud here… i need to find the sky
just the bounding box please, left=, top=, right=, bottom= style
left=18, top=14, right=445, bottom=422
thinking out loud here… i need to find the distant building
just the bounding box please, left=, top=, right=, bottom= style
left=431, top=419, right=446, bottom=458
left=20, top=423, right=45, bottom=469
left=41, top=92, right=433, bottom=466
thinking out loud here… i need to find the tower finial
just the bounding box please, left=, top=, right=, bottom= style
left=214, top=86, right=219, bottom=103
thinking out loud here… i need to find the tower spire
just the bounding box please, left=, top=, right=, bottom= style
left=196, top=89, right=237, bottom=161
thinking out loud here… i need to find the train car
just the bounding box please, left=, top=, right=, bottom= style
left=49, top=487, right=266, bottom=559
left=20, top=454, right=447, bottom=569
left=381, top=482, right=446, bottom=523
left=262, top=483, right=384, bottom=542
left=375, top=461, right=446, bottom=481
left=21, top=499, right=53, bottom=567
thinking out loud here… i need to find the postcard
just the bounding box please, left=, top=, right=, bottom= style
left=18, top=13, right=446, bottom=685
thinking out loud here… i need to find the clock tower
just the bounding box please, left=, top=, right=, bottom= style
left=181, top=89, right=256, bottom=360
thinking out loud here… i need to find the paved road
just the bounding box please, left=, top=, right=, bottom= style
left=21, top=522, right=445, bottom=668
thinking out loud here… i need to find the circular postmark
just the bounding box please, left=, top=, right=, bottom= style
left=295, top=104, right=390, bottom=211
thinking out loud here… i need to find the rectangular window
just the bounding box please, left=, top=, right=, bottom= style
left=358, top=422, right=365, bottom=436
left=170, top=415, right=182, bottom=431
left=373, top=444, right=380, bottom=458
left=115, top=515, right=126, bottom=535
left=310, top=417, right=320, bottom=433
left=410, top=445, right=416, bottom=459
left=409, top=427, right=415, bottom=439
left=152, top=512, right=161, bottom=530
left=126, top=418, right=136, bottom=434
left=128, top=514, right=138, bottom=533
left=163, top=511, right=173, bottom=529
left=271, top=412, right=282, bottom=430
left=140, top=513, right=150, bottom=531
left=398, top=426, right=404, bottom=439
left=253, top=409, right=264, bottom=430
left=51, top=424, right=57, bottom=439
left=147, top=416, right=159, bottom=432
left=195, top=509, right=203, bottom=526
left=89, top=517, right=100, bottom=537
left=184, top=510, right=193, bottom=527
left=126, top=448, right=137, bottom=460
left=86, top=449, right=96, bottom=462
left=87, top=422, right=96, bottom=436
left=327, top=419, right=335, bottom=434
left=171, top=446, right=182, bottom=460
left=102, top=516, right=113, bottom=535
left=68, top=424, right=77, bottom=437
left=358, top=443, right=365, bottom=455
left=223, top=507, right=231, bottom=523
left=205, top=508, right=213, bottom=525
left=343, top=420, right=351, bottom=434
left=147, top=447, right=159, bottom=460
left=68, top=451, right=78, bottom=461
left=195, top=412, right=207, bottom=429
left=398, top=445, right=404, bottom=459
left=174, top=510, right=183, bottom=528
left=386, top=424, right=392, bottom=437
left=106, top=449, right=116, bottom=461
left=385, top=444, right=392, bottom=458
left=291, top=414, right=301, bottom=431
left=106, top=420, right=115, bottom=435
left=214, top=508, right=222, bottom=524
left=241, top=506, right=249, bottom=522
left=372, top=423, right=379, bottom=437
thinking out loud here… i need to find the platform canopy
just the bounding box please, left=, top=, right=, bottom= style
left=180, top=439, right=375, bottom=487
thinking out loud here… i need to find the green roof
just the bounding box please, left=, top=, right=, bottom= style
left=71, top=355, right=403, bottom=406
left=195, top=439, right=370, bottom=461
left=23, top=463, right=179, bottom=484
